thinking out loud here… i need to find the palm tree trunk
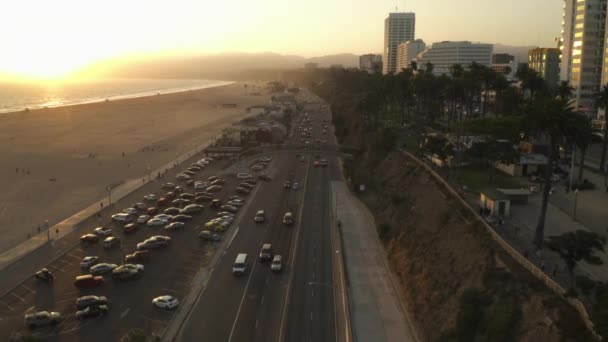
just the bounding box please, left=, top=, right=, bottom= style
left=578, top=147, right=586, bottom=183
left=534, top=140, right=554, bottom=249
left=600, top=123, right=608, bottom=172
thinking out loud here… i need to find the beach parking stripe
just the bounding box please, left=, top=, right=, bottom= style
left=0, top=301, right=16, bottom=312
left=20, top=284, right=35, bottom=295
left=9, top=293, right=26, bottom=304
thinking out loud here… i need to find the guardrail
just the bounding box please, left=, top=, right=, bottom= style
left=399, top=149, right=600, bottom=340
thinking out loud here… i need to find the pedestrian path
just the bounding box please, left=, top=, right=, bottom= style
left=332, top=181, right=418, bottom=342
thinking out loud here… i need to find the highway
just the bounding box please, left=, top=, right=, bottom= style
left=178, top=98, right=345, bottom=342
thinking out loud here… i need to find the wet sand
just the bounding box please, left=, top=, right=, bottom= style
left=0, top=82, right=268, bottom=252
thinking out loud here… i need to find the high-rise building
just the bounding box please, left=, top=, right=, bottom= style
left=528, top=48, right=560, bottom=90
left=396, top=39, right=426, bottom=72
left=491, top=53, right=517, bottom=80
left=359, top=54, right=383, bottom=74
left=415, top=41, right=493, bottom=75
left=560, top=0, right=606, bottom=114
left=383, top=12, right=416, bottom=74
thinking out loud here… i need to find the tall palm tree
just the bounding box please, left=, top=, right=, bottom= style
left=556, top=80, right=574, bottom=100
left=595, top=84, right=608, bottom=174
left=526, top=96, right=583, bottom=248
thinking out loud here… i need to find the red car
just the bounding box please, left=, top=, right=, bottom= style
left=74, top=275, right=104, bottom=288
left=313, top=161, right=320, bottom=167
left=157, top=198, right=169, bottom=206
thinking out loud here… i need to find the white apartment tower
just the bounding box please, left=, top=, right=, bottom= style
left=560, top=0, right=607, bottom=114
left=396, top=40, right=426, bottom=72
left=383, top=12, right=416, bottom=74
left=415, top=41, right=493, bottom=75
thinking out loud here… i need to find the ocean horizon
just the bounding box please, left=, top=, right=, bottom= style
left=0, top=78, right=233, bottom=114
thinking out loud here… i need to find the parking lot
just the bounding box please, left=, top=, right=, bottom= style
left=0, top=153, right=272, bottom=341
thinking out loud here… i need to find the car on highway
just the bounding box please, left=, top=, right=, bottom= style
left=251, top=164, right=264, bottom=171
left=124, top=223, right=139, bottom=234
left=164, top=192, right=177, bottom=200
left=153, top=214, right=173, bottom=221
left=186, top=179, right=195, bottom=187
left=283, top=181, right=291, bottom=189
left=173, top=186, right=183, bottom=193
left=220, top=205, right=238, bottom=213
left=182, top=170, right=196, bottom=176
left=144, top=194, right=158, bottom=201
left=232, top=253, right=249, bottom=275
left=171, top=214, right=193, bottom=222
left=194, top=181, right=208, bottom=190
left=195, top=196, right=212, bottom=203
left=292, top=182, right=300, bottom=190
left=210, top=199, right=222, bottom=209
left=283, top=212, right=294, bottom=225
left=238, top=182, right=254, bottom=190
left=80, top=233, right=99, bottom=244
left=137, top=215, right=150, bottom=224
left=208, top=175, right=219, bottom=182
left=94, top=226, right=112, bottom=236
left=258, top=173, right=271, bottom=181
left=219, top=215, right=235, bottom=223
left=123, top=207, right=138, bottom=215
left=90, top=263, right=118, bottom=275
left=180, top=204, right=204, bottom=214
left=176, top=173, right=192, bottom=180
left=76, top=295, right=108, bottom=309
left=163, top=222, right=185, bottom=232
left=75, top=305, right=109, bottom=320
left=112, top=267, right=142, bottom=280
left=217, top=211, right=235, bottom=218
left=80, top=256, right=99, bottom=269
left=320, top=159, right=328, bottom=167
left=237, top=173, right=252, bottom=180
left=271, top=255, right=283, bottom=273
left=103, top=236, right=120, bottom=249
left=235, top=187, right=250, bottom=195
left=34, top=268, right=54, bottom=282
left=199, top=230, right=221, bottom=242
left=153, top=295, right=180, bottom=310
left=210, top=178, right=226, bottom=185
left=147, top=207, right=159, bottom=215
left=162, top=183, right=176, bottom=190
left=74, top=274, right=105, bottom=288
left=254, top=210, right=265, bottom=223
left=180, top=193, right=195, bottom=200
left=137, top=238, right=168, bottom=250
left=204, top=221, right=226, bottom=232
left=125, top=250, right=150, bottom=263
left=259, top=244, right=273, bottom=262
left=243, top=179, right=257, bottom=185
left=163, top=207, right=181, bottom=215
left=206, top=185, right=222, bottom=193
left=111, top=213, right=133, bottom=223
left=227, top=200, right=243, bottom=207
left=24, top=311, right=61, bottom=329
left=171, top=198, right=189, bottom=206
left=147, top=218, right=169, bottom=227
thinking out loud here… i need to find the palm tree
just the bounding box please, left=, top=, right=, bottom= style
left=595, top=84, right=608, bottom=174
left=556, top=80, right=574, bottom=100
left=573, top=115, right=594, bottom=183
left=526, top=96, right=584, bottom=248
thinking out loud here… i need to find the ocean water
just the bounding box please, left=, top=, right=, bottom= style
left=0, top=78, right=232, bottom=113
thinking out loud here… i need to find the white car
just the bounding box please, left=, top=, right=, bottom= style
left=147, top=218, right=168, bottom=227
left=137, top=215, right=150, bottom=224
left=123, top=207, right=138, bottom=215
left=122, top=264, right=144, bottom=273
left=220, top=216, right=235, bottom=223
left=176, top=173, right=192, bottom=180
left=111, top=213, right=132, bottom=222
left=144, top=194, right=157, bottom=201
left=271, top=255, right=283, bottom=273
left=94, top=227, right=112, bottom=236
left=237, top=173, right=252, bottom=180
left=153, top=295, right=179, bottom=309
left=90, top=263, right=118, bottom=275
left=153, top=214, right=173, bottom=221
left=80, top=256, right=99, bottom=269
left=150, top=235, right=172, bottom=242
left=292, top=182, right=300, bottom=190
left=227, top=200, right=243, bottom=207
left=194, top=182, right=208, bottom=190
left=133, top=203, right=147, bottom=210
left=230, top=198, right=245, bottom=205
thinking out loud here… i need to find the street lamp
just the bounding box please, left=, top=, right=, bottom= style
left=106, top=186, right=112, bottom=206
left=573, top=189, right=579, bottom=221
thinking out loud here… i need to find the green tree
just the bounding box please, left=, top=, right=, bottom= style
left=525, top=97, right=583, bottom=248
left=555, top=80, right=574, bottom=100
left=545, top=230, right=605, bottom=291
left=595, top=84, right=608, bottom=173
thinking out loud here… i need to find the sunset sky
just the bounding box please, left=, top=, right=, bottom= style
left=0, top=0, right=561, bottom=80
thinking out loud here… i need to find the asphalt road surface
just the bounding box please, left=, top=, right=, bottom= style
left=178, top=99, right=344, bottom=342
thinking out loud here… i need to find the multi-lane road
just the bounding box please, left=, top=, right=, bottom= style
left=0, top=91, right=349, bottom=342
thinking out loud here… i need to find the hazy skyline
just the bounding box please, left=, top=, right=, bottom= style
left=1, top=0, right=561, bottom=80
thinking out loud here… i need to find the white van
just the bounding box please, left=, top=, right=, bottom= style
left=232, top=253, right=248, bottom=275
left=254, top=210, right=265, bottom=223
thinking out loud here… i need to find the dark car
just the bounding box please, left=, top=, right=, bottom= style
left=75, top=305, right=108, bottom=320
left=125, top=250, right=150, bottom=263
left=76, top=295, right=108, bottom=310
left=210, top=199, right=222, bottom=209
left=174, top=186, right=185, bottom=193
left=162, top=183, right=176, bottom=190
left=157, top=197, right=169, bottom=206
left=195, top=196, right=212, bottom=203
left=80, top=234, right=99, bottom=244
left=171, top=214, right=193, bottom=222
left=123, top=223, right=138, bottom=234
left=111, top=268, right=141, bottom=281
left=164, top=192, right=176, bottom=200
left=186, top=179, right=195, bottom=187
left=206, top=185, right=222, bottom=193
left=34, top=268, right=54, bottom=283
left=238, top=182, right=254, bottom=190
left=74, top=275, right=104, bottom=288
left=180, top=193, right=195, bottom=200
left=164, top=207, right=180, bottom=215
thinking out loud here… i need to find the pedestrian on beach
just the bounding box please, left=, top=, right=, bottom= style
left=100, top=202, right=103, bottom=209
left=56, top=228, right=59, bottom=235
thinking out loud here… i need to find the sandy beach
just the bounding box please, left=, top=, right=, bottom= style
left=0, top=82, right=268, bottom=253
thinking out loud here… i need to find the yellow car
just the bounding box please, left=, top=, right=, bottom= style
left=204, top=221, right=225, bottom=232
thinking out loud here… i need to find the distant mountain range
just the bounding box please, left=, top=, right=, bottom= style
left=90, top=44, right=539, bottom=79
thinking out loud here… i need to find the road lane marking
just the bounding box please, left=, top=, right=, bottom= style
left=120, top=308, right=130, bottom=319
left=227, top=260, right=258, bottom=342
left=226, top=226, right=240, bottom=250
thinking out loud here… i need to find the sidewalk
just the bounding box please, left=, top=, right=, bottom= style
left=332, top=181, right=418, bottom=342
left=0, top=138, right=214, bottom=272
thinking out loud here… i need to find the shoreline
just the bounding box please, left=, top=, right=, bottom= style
left=0, top=79, right=234, bottom=115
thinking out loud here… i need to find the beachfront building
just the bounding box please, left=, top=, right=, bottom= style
left=383, top=12, right=416, bottom=74
left=359, top=54, right=383, bottom=74
left=415, top=41, right=493, bottom=75
left=560, top=0, right=606, bottom=115
left=528, top=48, right=560, bottom=90
left=396, top=39, right=426, bottom=72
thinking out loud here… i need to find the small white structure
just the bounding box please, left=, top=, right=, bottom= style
left=495, top=154, right=547, bottom=177
left=480, top=191, right=511, bottom=218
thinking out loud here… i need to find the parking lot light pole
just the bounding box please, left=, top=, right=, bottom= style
left=573, top=189, right=579, bottom=221
left=106, top=186, right=112, bottom=206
